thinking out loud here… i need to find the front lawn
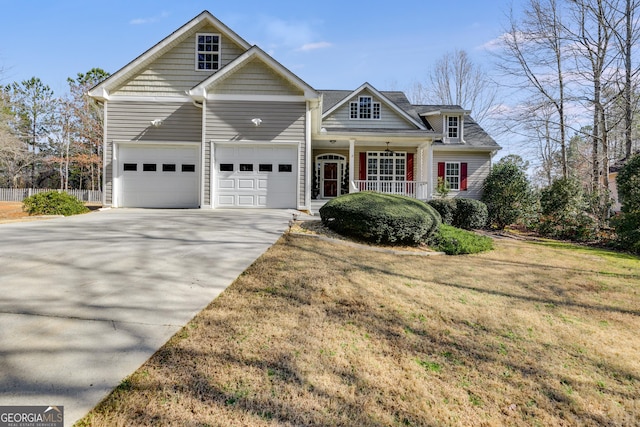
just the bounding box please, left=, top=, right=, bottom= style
left=76, top=234, right=640, bottom=426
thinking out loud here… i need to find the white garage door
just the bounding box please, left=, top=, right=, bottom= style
left=215, top=145, right=297, bottom=208
left=119, top=145, right=199, bottom=208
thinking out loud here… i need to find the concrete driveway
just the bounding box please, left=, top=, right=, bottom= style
left=0, top=208, right=292, bottom=426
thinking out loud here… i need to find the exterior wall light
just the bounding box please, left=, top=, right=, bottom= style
left=251, top=118, right=262, bottom=126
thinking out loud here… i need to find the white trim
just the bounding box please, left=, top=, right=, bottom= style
left=195, top=32, right=221, bottom=72
left=206, top=94, right=308, bottom=103
left=101, top=95, right=193, bottom=103
left=427, top=144, right=434, bottom=198
left=200, top=99, right=207, bottom=208
left=348, top=139, right=355, bottom=192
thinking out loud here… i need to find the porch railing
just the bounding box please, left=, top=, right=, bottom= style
left=351, top=180, right=428, bottom=199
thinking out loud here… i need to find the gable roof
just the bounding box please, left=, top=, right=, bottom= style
left=320, top=83, right=426, bottom=130
left=189, top=45, right=318, bottom=100
left=89, top=10, right=251, bottom=101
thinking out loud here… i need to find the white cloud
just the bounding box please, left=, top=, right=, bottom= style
left=129, top=11, right=169, bottom=25
left=297, top=41, right=332, bottom=52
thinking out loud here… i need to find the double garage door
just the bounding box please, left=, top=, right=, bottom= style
left=215, top=145, right=297, bottom=208
left=118, top=144, right=298, bottom=209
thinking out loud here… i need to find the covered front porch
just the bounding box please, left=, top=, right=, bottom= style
left=311, top=136, right=432, bottom=203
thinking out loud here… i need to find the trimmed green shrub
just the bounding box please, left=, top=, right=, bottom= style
left=453, top=198, right=488, bottom=230
left=613, top=154, right=640, bottom=253
left=427, top=199, right=456, bottom=225
left=428, top=198, right=488, bottom=230
left=23, top=191, right=89, bottom=216
left=538, top=177, right=596, bottom=241
left=319, top=192, right=441, bottom=245
left=482, top=159, right=535, bottom=229
left=427, top=224, right=494, bottom=255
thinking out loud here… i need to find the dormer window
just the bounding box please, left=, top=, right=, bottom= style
left=350, top=96, right=381, bottom=120
left=196, top=33, right=220, bottom=71
left=447, top=116, right=459, bottom=138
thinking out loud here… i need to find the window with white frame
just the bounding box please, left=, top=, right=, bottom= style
left=367, top=151, right=406, bottom=181
left=350, top=96, right=381, bottom=119
left=447, top=116, right=459, bottom=138
left=196, top=33, right=220, bottom=71
left=445, top=162, right=460, bottom=190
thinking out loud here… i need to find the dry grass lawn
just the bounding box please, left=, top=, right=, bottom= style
left=75, top=231, right=640, bottom=426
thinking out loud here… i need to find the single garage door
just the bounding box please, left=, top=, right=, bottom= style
left=215, top=145, right=297, bottom=208
left=119, top=145, right=199, bottom=208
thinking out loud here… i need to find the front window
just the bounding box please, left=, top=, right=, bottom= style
left=350, top=96, right=381, bottom=119
left=445, top=162, right=460, bottom=190
left=196, top=33, right=220, bottom=71
left=447, top=116, right=459, bottom=138
left=367, top=151, right=406, bottom=182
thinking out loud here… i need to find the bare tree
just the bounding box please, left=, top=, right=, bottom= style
left=412, top=50, right=498, bottom=127
left=496, top=0, right=570, bottom=179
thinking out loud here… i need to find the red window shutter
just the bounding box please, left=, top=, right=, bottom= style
left=406, top=153, right=414, bottom=181
left=437, top=162, right=445, bottom=179
left=359, top=152, right=367, bottom=180
left=461, top=162, right=468, bottom=191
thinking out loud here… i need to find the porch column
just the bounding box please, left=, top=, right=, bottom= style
left=427, top=143, right=434, bottom=200
left=348, top=139, right=355, bottom=193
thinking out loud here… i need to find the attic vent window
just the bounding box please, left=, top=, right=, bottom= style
left=350, top=96, right=381, bottom=120
left=196, top=33, right=220, bottom=71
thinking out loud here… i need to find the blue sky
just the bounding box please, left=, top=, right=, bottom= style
left=0, top=0, right=526, bottom=158
left=0, top=0, right=514, bottom=94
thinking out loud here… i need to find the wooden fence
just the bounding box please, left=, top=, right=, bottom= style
left=0, top=188, right=102, bottom=203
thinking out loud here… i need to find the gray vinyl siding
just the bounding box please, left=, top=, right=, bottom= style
left=113, top=23, right=246, bottom=96
left=107, top=102, right=201, bottom=142
left=432, top=151, right=491, bottom=200
left=105, top=101, right=202, bottom=206
left=323, top=90, right=415, bottom=130
left=212, top=58, right=303, bottom=96
left=206, top=100, right=307, bottom=205
left=425, top=116, right=444, bottom=134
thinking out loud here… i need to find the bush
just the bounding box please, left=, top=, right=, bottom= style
left=453, top=198, right=488, bottom=230
left=482, top=159, right=535, bottom=229
left=319, top=192, right=441, bottom=245
left=428, top=198, right=488, bottom=230
left=427, top=224, right=494, bottom=255
left=23, top=191, right=89, bottom=216
left=613, top=154, right=640, bottom=253
left=427, top=199, right=456, bottom=225
left=538, top=177, right=597, bottom=241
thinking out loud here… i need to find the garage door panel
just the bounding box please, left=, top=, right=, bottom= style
left=119, top=145, right=199, bottom=208
left=215, top=145, right=297, bottom=208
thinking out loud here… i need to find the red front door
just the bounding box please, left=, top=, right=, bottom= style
left=323, top=162, right=338, bottom=197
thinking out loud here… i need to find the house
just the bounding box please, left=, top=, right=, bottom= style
left=88, top=10, right=500, bottom=210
